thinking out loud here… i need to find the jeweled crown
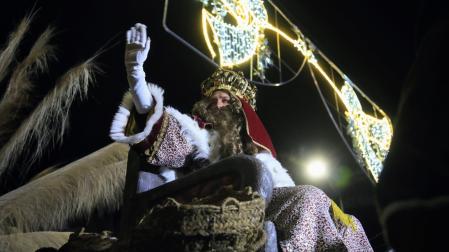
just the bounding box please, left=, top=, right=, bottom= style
left=201, top=68, right=257, bottom=109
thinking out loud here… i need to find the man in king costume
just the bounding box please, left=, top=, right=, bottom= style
left=109, top=23, right=373, bottom=251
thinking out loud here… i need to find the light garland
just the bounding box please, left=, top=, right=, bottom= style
left=200, top=0, right=393, bottom=182
left=341, top=82, right=393, bottom=182
left=202, top=0, right=269, bottom=72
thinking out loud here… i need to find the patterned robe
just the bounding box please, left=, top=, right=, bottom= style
left=110, top=83, right=373, bottom=251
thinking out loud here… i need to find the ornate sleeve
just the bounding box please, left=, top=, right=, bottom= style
left=110, top=83, right=210, bottom=168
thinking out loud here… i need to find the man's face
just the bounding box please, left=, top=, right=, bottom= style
left=210, top=90, right=231, bottom=109
left=191, top=89, right=240, bottom=126
left=192, top=89, right=257, bottom=157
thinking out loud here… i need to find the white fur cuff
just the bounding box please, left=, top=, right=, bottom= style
left=110, top=83, right=165, bottom=145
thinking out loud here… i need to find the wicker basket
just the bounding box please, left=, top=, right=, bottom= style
left=130, top=186, right=266, bottom=252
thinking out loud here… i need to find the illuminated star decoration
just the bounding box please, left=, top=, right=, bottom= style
left=200, top=0, right=393, bottom=182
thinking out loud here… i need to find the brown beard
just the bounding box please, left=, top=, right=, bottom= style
left=192, top=97, right=258, bottom=159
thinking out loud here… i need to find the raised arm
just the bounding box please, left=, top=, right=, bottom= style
left=124, top=23, right=152, bottom=114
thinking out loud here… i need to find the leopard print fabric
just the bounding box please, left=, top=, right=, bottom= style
left=266, top=185, right=373, bottom=252
left=148, top=113, right=194, bottom=168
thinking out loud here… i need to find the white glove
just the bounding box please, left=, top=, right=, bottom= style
left=125, top=23, right=152, bottom=114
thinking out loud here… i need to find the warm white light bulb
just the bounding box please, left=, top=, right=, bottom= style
left=306, top=159, right=328, bottom=180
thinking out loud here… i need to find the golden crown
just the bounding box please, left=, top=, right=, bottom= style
left=201, top=69, right=257, bottom=109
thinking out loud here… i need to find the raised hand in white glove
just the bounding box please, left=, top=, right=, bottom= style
left=125, top=23, right=152, bottom=114
left=125, top=23, right=150, bottom=70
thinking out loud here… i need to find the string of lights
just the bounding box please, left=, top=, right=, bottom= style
left=200, top=0, right=393, bottom=182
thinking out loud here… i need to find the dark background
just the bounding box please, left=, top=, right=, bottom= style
left=0, top=0, right=439, bottom=250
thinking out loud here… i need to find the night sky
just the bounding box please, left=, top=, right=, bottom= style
left=0, top=0, right=437, bottom=250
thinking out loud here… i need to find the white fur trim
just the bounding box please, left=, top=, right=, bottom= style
left=110, top=83, right=164, bottom=144
left=165, top=107, right=210, bottom=160
left=255, top=151, right=295, bottom=188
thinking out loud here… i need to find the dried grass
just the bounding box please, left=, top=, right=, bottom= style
left=0, top=55, right=98, bottom=177
left=0, top=13, right=33, bottom=84
left=0, top=26, right=56, bottom=146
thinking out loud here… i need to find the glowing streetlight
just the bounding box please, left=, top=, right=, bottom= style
left=305, top=158, right=328, bottom=180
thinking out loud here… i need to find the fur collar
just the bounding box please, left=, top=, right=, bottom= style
left=165, top=107, right=210, bottom=160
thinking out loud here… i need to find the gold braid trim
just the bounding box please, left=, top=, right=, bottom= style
left=201, top=68, right=257, bottom=109
left=144, top=112, right=169, bottom=163
left=330, top=200, right=357, bottom=232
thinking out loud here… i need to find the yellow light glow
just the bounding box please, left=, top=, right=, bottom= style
left=201, top=0, right=267, bottom=66
left=201, top=0, right=393, bottom=182
left=202, top=9, right=217, bottom=59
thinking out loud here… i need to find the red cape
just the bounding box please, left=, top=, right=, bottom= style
left=239, top=98, right=277, bottom=158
